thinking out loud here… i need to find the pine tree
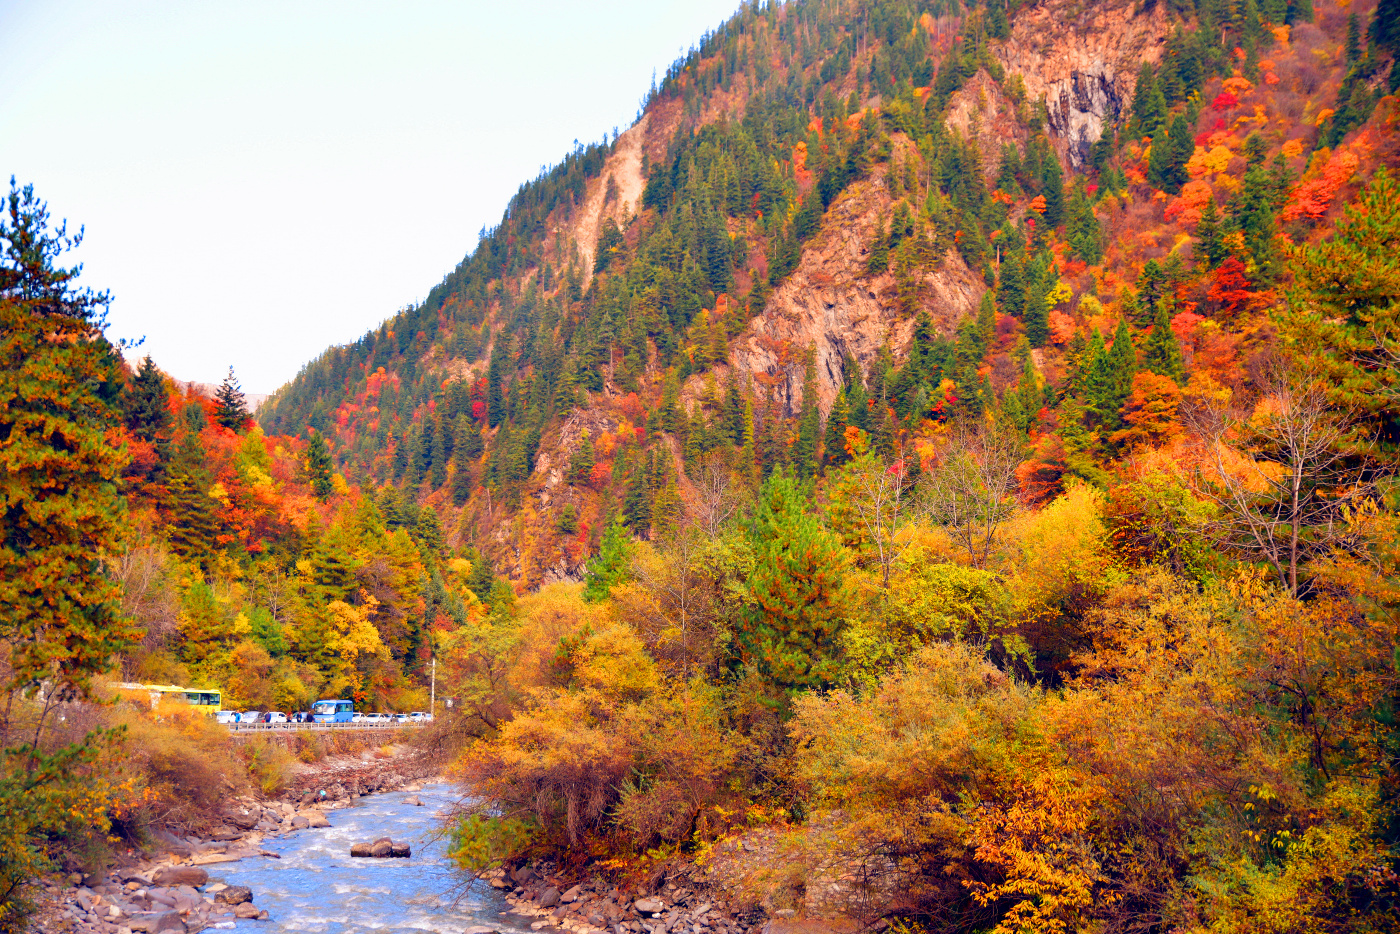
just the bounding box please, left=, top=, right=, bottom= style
left=659, top=371, right=681, bottom=433
left=306, top=431, right=335, bottom=500
left=622, top=451, right=651, bottom=535
left=123, top=355, right=172, bottom=446
left=1066, top=179, right=1104, bottom=264
left=871, top=389, right=898, bottom=462
left=866, top=214, right=890, bottom=275
left=793, top=352, right=821, bottom=478
left=1278, top=167, right=1400, bottom=455
left=0, top=180, right=139, bottom=704
left=213, top=366, right=250, bottom=432
left=1129, top=64, right=1168, bottom=139
left=738, top=469, right=851, bottom=695
left=486, top=336, right=507, bottom=427
left=1346, top=12, right=1363, bottom=62
left=430, top=416, right=450, bottom=488
left=450, top=458, right=473, bottom=506
left=1042, top=157, right=1065, bottom=228
left=1148, top=116, right=1192, bottom=195
left=823, top=388, right=852, bottom=469
left=164, top=428, right=222, bottom=565
left=456, top=413, right=483, bottom=459
left=845, top=356, right=869, bottom=431
left=568, top=432, right=596, bottom=486
left=1099, top=319, right=1139, bottom=429
left=1143, top=304, right=1186, bottom=384
left=1195, top=197, right=1228, bottom=270
left=582, top=517, right=631, bottom=603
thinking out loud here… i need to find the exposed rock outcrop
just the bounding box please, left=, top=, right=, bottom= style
left=724, top=165, right=986, bottom=416
left=944, top=69, right=1028, bottom=180
left=992, top=0, right=1172, bottom=166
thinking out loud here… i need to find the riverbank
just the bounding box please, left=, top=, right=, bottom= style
left=490, top=859, right=768, bottom=934
left=30, top=745, right=441, bottom=934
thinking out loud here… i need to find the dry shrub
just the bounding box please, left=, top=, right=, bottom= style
left=239, top=737, right=296, bottom=797
left=113, top=707, right=248, bottom=830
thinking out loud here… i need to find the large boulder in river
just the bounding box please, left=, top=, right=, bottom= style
left=390, top=842, right=411, bottom=857
left=370, top=840, right=393, bottom=858
left=215, top=886, right=253, bottom=906
left=299, top=810, right=330, bottom=828
left=350, top=842, right=373, bottom=857
left=152, top=866, right=208, bottom=887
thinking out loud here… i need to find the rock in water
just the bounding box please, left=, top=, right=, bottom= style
left=389, top=842, right=411, bottom=858
left=233, top=903, right=261, bottom=919
left=215, top=886, right=252, bottom=906
left=350, top=842, right=373, bottom=857
left=403, top=795, right=423, bottom=806
left=298, top=810, right=330, bottom=828
left=370, top=840, right=393, bottom=857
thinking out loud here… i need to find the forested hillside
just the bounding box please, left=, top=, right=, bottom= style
left=7, top=0, right=1400, bottom=929
left=263, top=0, right=1400, bottom=586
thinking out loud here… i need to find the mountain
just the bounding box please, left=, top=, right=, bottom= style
left=260, top=0, right=1400, bottom=585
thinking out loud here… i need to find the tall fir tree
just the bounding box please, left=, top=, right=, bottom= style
left=1143, top=305, right=1186, bottom=384
left=793, top=351, right=821, bottom=479
left=582, top=516, right=631, bottom=603
left=213, top=366, right=250, bottom=432
left=737, top=469, right=851, bottom=695
left=0, top=180, right=139, bottom=705
left=306, top=431, right=335, bottom=500
left=123, top=355, right=172, bottom=447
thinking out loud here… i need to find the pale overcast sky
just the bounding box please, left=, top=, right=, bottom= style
left=0, top=0, right=741, bottom=393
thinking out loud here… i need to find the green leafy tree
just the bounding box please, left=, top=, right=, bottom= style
left=737, top=468, right=851, bottom=696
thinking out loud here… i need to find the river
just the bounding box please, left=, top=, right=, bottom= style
left=206, top=782, right=532, bottom=934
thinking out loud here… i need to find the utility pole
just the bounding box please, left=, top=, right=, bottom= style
left=430, top=656, right=436, bottom=719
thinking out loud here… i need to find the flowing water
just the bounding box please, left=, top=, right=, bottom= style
left=206, top=783, right=530, bottom=934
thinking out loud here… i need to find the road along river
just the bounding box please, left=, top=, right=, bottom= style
left=206, top=782, right=529, bottom=934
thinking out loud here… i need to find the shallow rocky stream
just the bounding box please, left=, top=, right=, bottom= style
left=208, top=782, right=529, bottom=934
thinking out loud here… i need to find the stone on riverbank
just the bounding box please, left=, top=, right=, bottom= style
left=128, top=910, right=185, bottom=933
left=152, top=867, right=208, bottom=887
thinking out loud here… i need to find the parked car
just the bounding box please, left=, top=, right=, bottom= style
left=243, top=710, right=264, bottom=724
left=215, top=710, right=238, bottom=724
left=407, top=711, right=428, bottom=724
left=265, top=711, right=288, bottom=724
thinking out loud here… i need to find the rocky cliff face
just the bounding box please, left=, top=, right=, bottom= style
left=945, top=68, right=1029, bottom=180
left=564, top=114, right=649, bottom=287
left=993, top=0, right=1172, bottom=166
left=722, top=158, right=985, bottom=417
